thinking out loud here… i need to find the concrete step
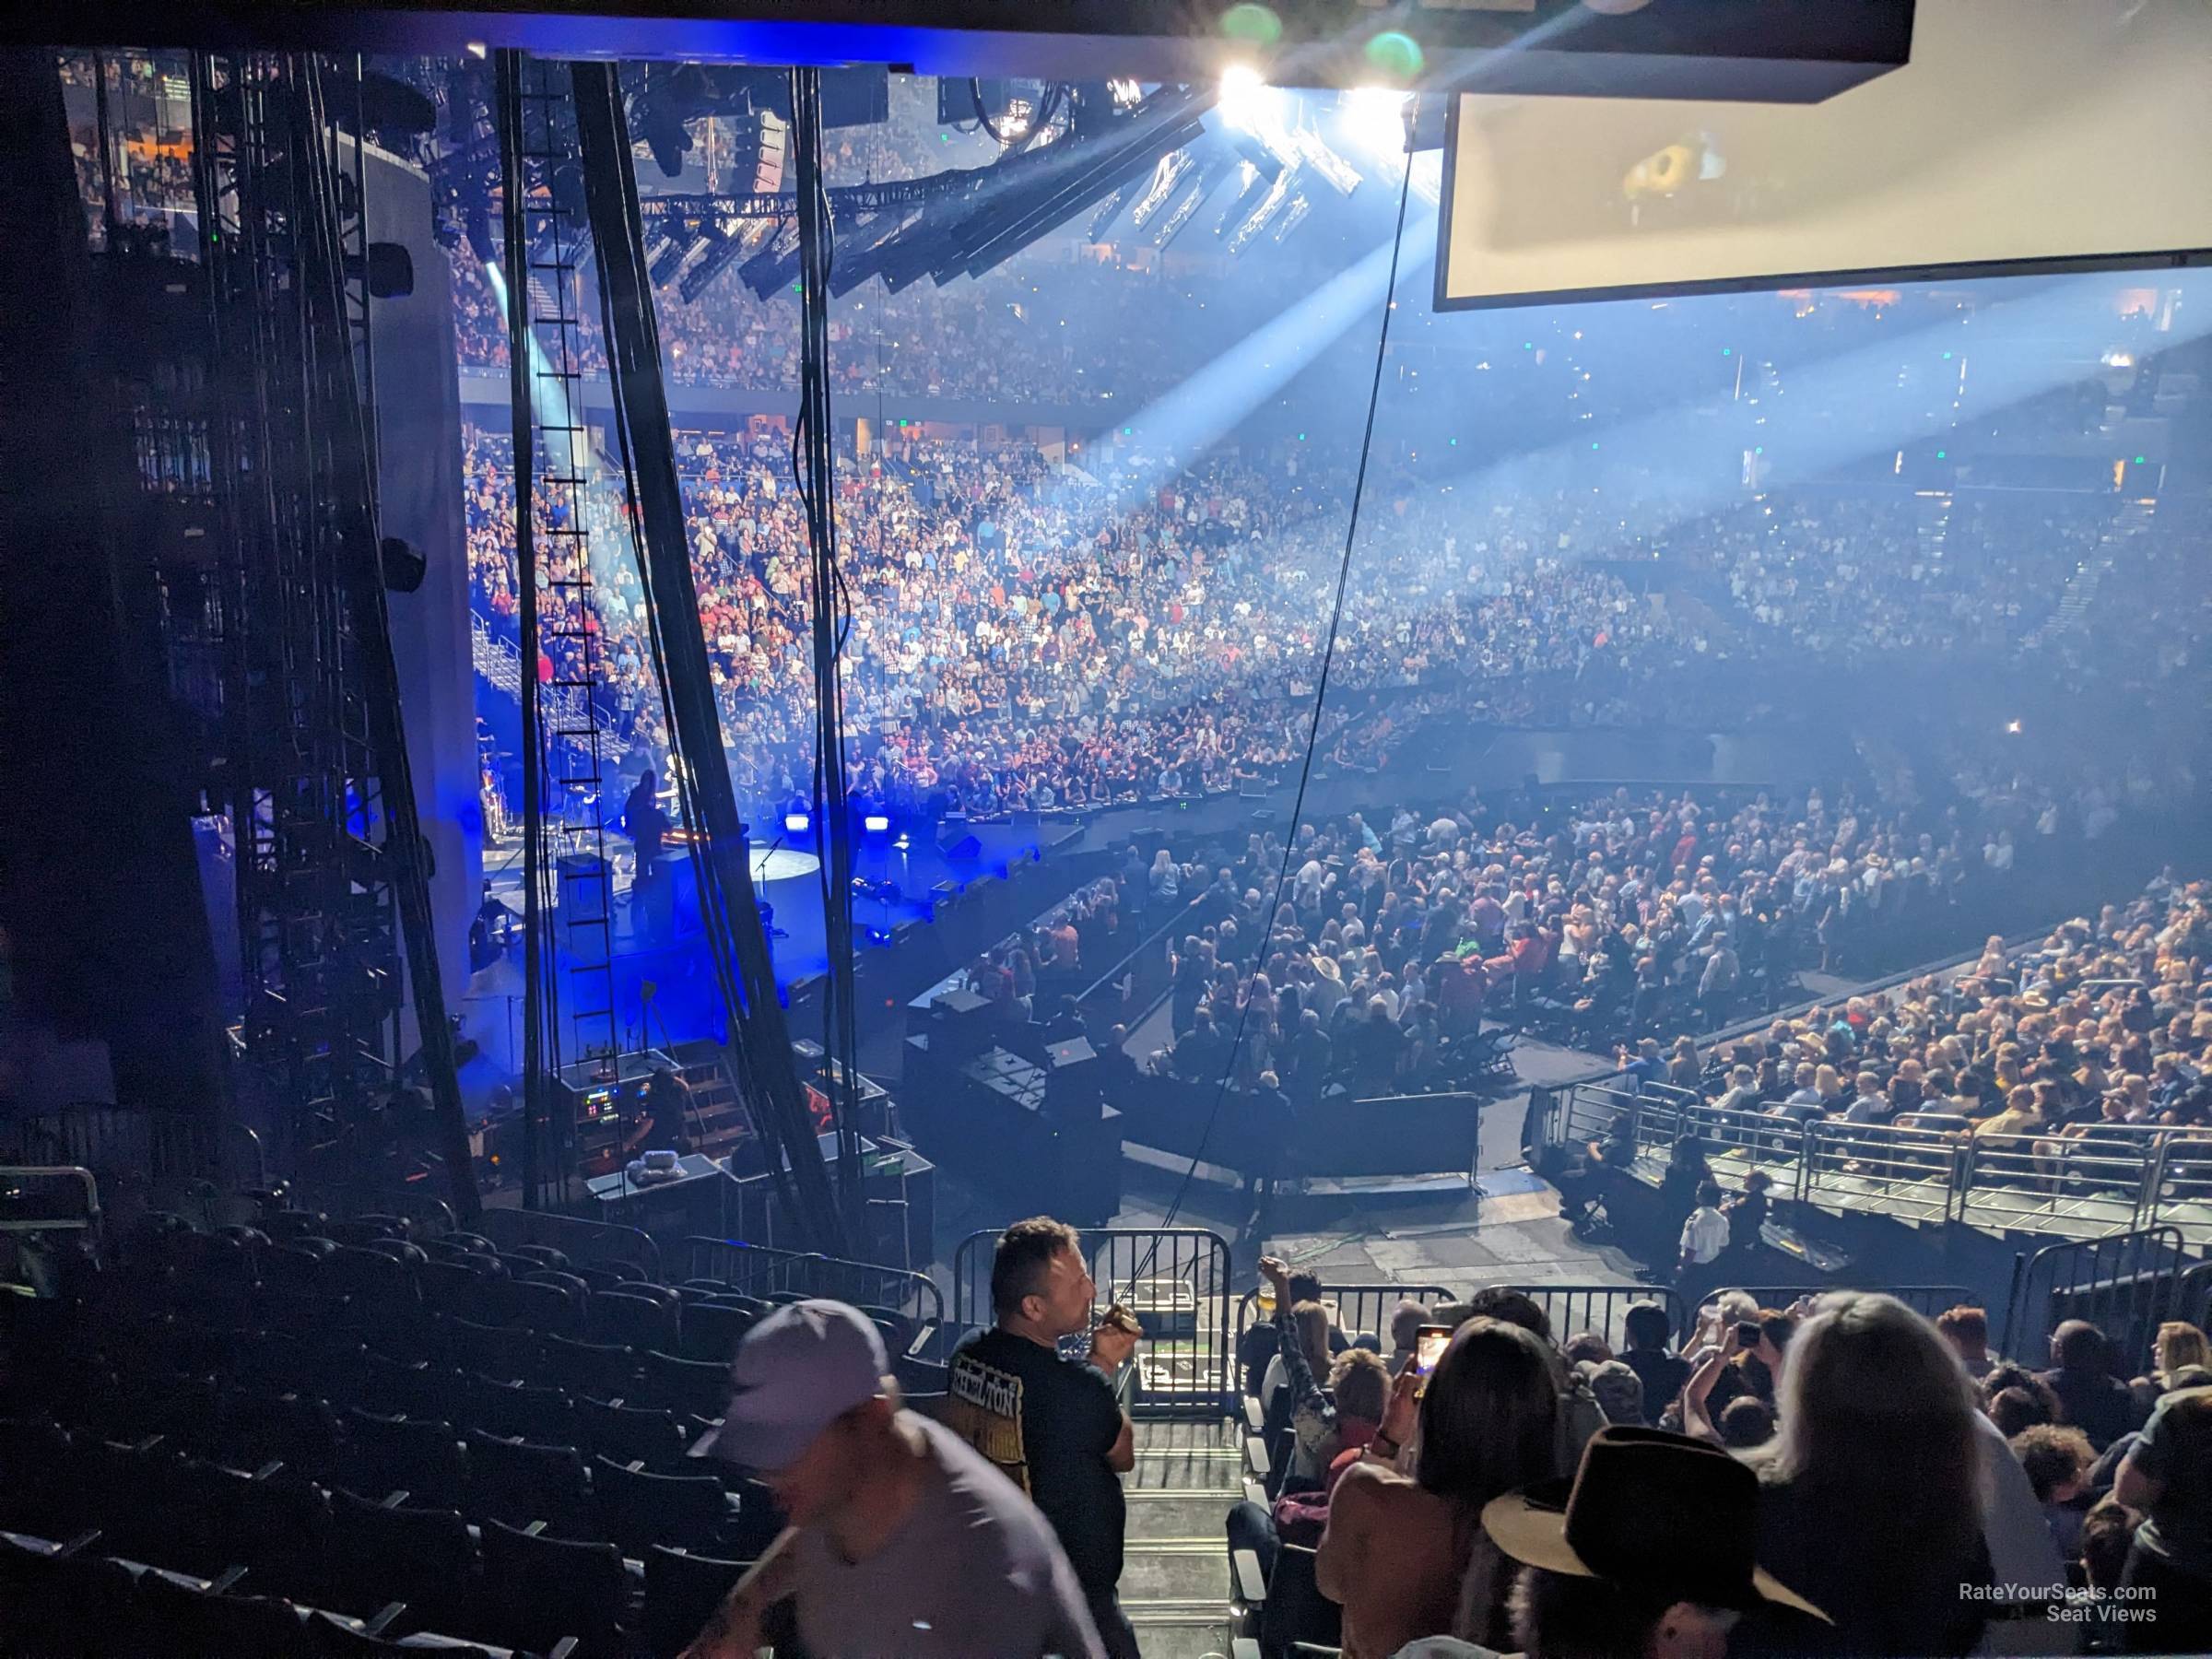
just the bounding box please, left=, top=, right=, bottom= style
left=1131, top=1445, right=1244, bottom=1492
left=1127, top=1609, right=1236, bottom=1659
left=1128, top=1615, right=1237, bottom=1659
left=1126, top=1490, right=1242, bottom=1539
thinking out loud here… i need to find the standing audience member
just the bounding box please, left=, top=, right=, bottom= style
left=2112, top=1382, right=2212, bottom=1653
left=946, top=1218, right=1141, bottom=1658
left=682, top=1300, right=1102, bottom=1659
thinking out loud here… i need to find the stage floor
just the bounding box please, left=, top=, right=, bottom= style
left=463, top=815, right=1062, bottom=1084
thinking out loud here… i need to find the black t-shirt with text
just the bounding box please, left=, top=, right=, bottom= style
left=948, top=1327, right=1126, bottom=1596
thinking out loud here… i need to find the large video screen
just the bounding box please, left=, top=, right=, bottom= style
left=1437, top=0, right=2212, bottom=311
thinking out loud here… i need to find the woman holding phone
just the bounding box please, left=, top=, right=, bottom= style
left=1314, top=1312, right=1559, bottom=1657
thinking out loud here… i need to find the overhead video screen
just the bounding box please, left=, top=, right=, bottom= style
left=1436, top=0, right=2212, bottom=311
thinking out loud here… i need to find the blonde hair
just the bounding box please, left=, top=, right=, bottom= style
left=2157, top=1322, right=2211, bottom=1378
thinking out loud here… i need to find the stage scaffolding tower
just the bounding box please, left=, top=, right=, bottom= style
left=188, top=50, right=477, bottom=1218
left=494, top=53, right=620, bottom=1209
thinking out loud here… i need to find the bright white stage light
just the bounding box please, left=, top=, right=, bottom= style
left=863, top=814, right=891, bottom=833
left=1218, top=65, right=1268, bottom=130
left=783, top=812, right=811, bottom=835
left=1342, top=87, right=1410, bottom=161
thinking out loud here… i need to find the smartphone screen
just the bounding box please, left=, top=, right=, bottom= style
left=1414, top=1324, right=1453, bottom=1378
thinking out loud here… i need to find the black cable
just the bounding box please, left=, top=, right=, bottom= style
left=1127, top=124, right=1419, bottom=1282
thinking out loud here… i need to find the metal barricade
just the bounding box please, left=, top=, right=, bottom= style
left=1511, top=1285, right=1689, bottom=1353
left=685, top=1237, right=944, bottom=1331
left=951, top=1226, right=1233, bottom=1415
left=2177, top=1259, right=2212, bottom=1333
left=1677, top=1102, right=1810, bottom=1197
left=2004, top=1227, right=2190, bottom=1371
left=1959, top=1128, right=2158, bottom=1237
left=1713, top=1284, right=1975, bottom=1322
left=1803, top=1119, right=1963, bottom=1225
left=2145, top=1129, right=2212, bottom=1225
left=0, top=1167, right=103, bottom=1237
left=1233, top=1283, right=1453, bottom=1349
left=478, top=1207, right=662, bottom=1281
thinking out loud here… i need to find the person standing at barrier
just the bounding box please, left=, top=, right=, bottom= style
left=1675, top=1182, right=1729, bottom=1303
left=947, top=1217, right=1142, bottom=1659
left=2112, top=1381, right=2212, bottom=1653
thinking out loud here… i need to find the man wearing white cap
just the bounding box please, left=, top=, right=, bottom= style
left=681, top=1298, right=1102, bottom=1659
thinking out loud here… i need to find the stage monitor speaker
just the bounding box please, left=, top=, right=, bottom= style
left=942, top=834, right=981, bottom=860
left=1044, top=1035, right=1101, bottom=1111
left=927, top=986, right=994, bottom=1063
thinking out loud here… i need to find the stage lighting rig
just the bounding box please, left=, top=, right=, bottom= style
left=1128, top=150, right=1197, bottom=229
left=649, top=229, right=704, bottom=288
left=677, top=222, right=753, bottom=304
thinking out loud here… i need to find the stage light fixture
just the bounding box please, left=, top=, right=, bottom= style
left=863, top=814, right=891, bottom=833
left=1342, top=87, right=1412, bottom=162
left=783, top=811, right=811, bottom=835
left=1219, top=65, right=1268, bottom=131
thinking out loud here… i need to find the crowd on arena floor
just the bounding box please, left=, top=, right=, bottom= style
left=1116, top=785, right=2165, bottom=1101
left=1642, top=868, right=2212, bottom=1147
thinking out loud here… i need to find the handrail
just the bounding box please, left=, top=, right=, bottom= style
left=1551, top=1076, right=2212, bottom=1241
left=0, top=1166, right=103, bottom=1234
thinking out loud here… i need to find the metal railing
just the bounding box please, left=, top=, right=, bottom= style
left=2004, top=1228, right=2190, bottom=1371
left=0, top=1167, right=103, bottom=1237
left=1233, top=1283, right=1454, bottom=1350
left=684, top=1237, right=945, bottom=1331
left=1547, top=1076, right=2212, bottom=1243
left=477, top=1207, right=662, bottom=1280
left=951, top=1226, right=1234, bottom=1414
left=1510, top=1285, right=1689, bottom=1353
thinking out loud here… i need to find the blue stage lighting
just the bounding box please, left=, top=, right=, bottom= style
left=863, top=813, right=891, bottom=833
left=783, top=812, right=811, bottom=835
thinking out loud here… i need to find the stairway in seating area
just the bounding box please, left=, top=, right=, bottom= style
left=1124, top=1417, right=1244, bottom=1659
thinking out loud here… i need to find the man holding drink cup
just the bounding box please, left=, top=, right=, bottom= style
left=948, top=1218, right=1145, bottom=1659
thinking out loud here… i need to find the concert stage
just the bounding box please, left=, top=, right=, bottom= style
left=462, top=814, right=1085, bottom=1097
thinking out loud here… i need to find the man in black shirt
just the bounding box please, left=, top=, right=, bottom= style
left=947, top=1217, right=1141, bottom=1658
left=2040, top=1319, right=2147, bottom=1452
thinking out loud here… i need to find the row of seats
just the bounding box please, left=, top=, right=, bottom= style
left=1, top=1419, right=760, bottom=1656
left=0, top=1520, right=748, bottom=1659
left=124, top=1218, right=772, bottom=1365
left=2, top=1209, right=932, bottom=1654
left=7, top=1335, right=782, bottom=1555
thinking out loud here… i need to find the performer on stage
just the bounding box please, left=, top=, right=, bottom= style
left=624, top=769, right=669, bottom=886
